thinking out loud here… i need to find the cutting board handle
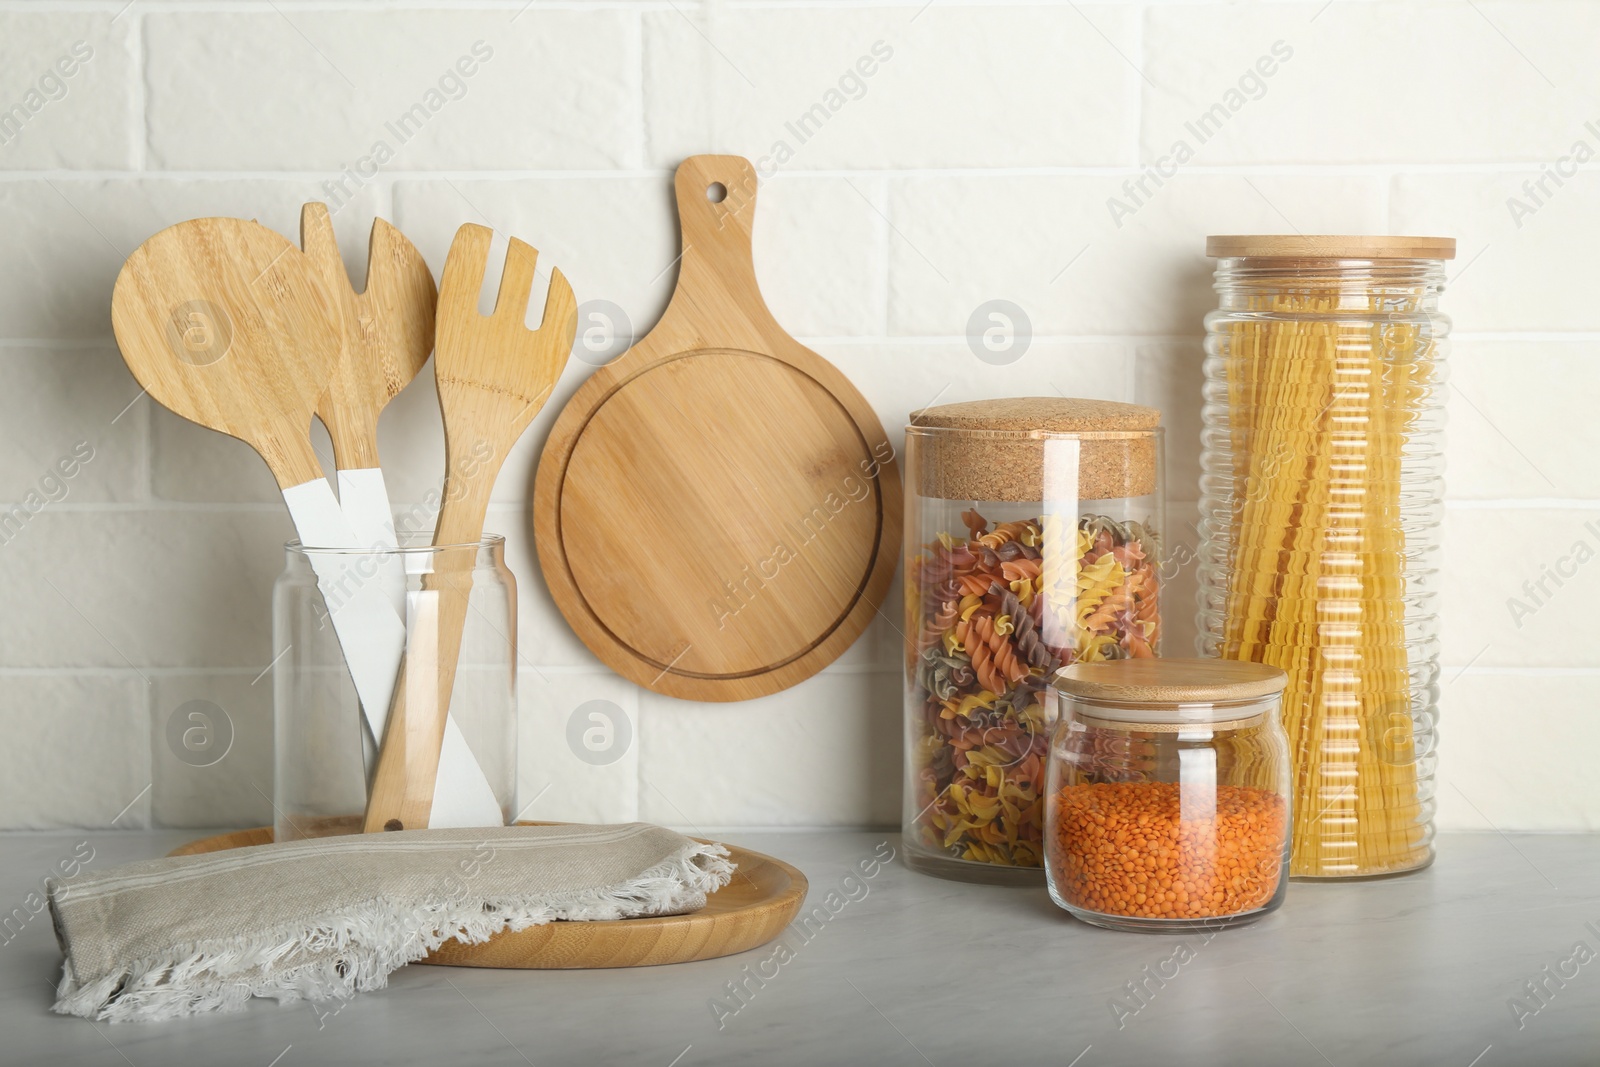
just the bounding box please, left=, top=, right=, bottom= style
left=655, top=155, right=781, bottom=350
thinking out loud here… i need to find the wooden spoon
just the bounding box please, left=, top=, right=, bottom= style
left=363, top=223, right=577, bottom=832
left=112, top=217, right=338, bottom=494
left=111, top=217, right=410, bottom=786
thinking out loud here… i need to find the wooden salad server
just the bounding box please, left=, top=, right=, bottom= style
left=110, top=218, right=412, bottom=773
left=363, top=223, right=577, bottom=832
left=300, top=202, right=435, bottom=567
left=299, top=203, right=501, bottom=827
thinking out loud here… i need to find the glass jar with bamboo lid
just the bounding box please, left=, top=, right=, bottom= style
left=902, top=398, right=1164, bottom=884
left=1044, top=658, right=1292, bottom=932
left=1196, top=234, right=1453, bottom=879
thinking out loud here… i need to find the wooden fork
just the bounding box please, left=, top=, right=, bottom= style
left=363, top=223, right=576, bottom=832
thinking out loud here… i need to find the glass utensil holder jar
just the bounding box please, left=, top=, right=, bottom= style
left=1197, top=235, right=1453, bottom=879
left=1045, top=658, right=1292, bottom=932
left=273, top=535, right=517, bottom=841
left=903, top=398, right=1164, bottom=884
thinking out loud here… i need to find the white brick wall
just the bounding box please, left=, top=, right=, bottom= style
left=0, top=1, right=1589, bottom=833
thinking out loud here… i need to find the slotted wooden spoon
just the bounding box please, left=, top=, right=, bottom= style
left=364, top=223, right=577, bottom=832
left=299, top=204, right=501, bottom=827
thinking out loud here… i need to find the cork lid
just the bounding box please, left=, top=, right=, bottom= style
left=908, top=397, right=1160, bottom=502
left=1206, top=235, right=1456, bottom=260
left=914, top=397, right=1160, bottom=434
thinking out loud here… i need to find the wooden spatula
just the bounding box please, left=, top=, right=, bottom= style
left=298, top=203, right=503, bottom=827
left=363, top=223, right=577, bottom=832
left=111, top=218, right=411, bottom=810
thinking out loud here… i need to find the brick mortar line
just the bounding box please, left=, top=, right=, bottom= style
left=0, top=0, right=1539, bottom=9
left=8, top=498, right=1596, bottom=509
left=630, top=8, right=647, bottom=171
left=128, top=5, right=146, bottom=174
left=0, top=663, right=905, bottom=677
left=0, top=1, right=689, bottom=10
left=0, top=501, right=541, bottom=510
left=1128, top=0, right=1146, bottom=169
left=0, top=666, right=1587, bottom=676
left=0, top=164, right=1586, bottom=181
left=1169, top=498, right=1600, bottom=508
left=7, top=334, right=1600, bottom=347
left=126, top=11, right=154, bottom=505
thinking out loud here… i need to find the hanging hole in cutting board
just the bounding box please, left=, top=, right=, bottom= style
left=705, top=182, right=727, bottom=203
left=472, top=229, right=554, bottom=330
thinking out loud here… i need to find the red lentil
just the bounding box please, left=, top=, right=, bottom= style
left=1047, top=781, right=1287, bottom=920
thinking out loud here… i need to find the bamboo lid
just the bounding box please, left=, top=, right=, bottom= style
left=909, top=397, right=1160, bottom=502
left=1052, top=657, right=1288, bottom=710
left=1206, top=235, right=1456, bottom=260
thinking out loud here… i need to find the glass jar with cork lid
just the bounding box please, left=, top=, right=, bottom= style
left=902, top=398, right=1164, bottom=884
left=1044, top=658, right=1292, bottom=931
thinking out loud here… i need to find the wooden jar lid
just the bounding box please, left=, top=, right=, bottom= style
left=1206, top=235, right=1456, bottom=260
left=1053, top=658, right=1288, bottom=708
left=909, top=397, right=1160, bottom=502
left=535, top=156, right=900, bottom=702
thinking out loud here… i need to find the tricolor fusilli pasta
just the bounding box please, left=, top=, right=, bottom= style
left=907, top=509, right=1161, bottom=867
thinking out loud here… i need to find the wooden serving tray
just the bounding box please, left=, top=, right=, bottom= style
left=169, top=826, right=807, bottom=969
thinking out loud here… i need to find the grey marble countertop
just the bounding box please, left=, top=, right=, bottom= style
left=1, top=829, right=1597, bottom=1066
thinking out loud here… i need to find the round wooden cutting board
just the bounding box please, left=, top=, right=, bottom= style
left=169, top=826, right=807, bottom=970
left=535, top=155, right=901, bottom=701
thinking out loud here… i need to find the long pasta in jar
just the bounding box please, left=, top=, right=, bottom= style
left=903, top=399, right=1165, bottom=884
left=1197, top=235, right=1453, bottom=879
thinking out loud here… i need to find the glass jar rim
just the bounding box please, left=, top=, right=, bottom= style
left=1068, top=697, right=1277, bottom=731
left=285, top=533, right=507, bottom=556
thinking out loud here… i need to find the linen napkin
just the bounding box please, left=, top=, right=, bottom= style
left=49, top=823, right=734, bottom=1023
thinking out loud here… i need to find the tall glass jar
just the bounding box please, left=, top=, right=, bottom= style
left=903, top=398, right=1164, bottom=884
left=1044, top=658, right=1291, bottom=932
left=1196, top=235, right=1453, bottom=879
left=273, top=535, right=517, bottom=841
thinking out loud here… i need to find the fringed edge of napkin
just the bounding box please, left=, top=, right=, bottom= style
left=53, top=839, right=733, bottom=1024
